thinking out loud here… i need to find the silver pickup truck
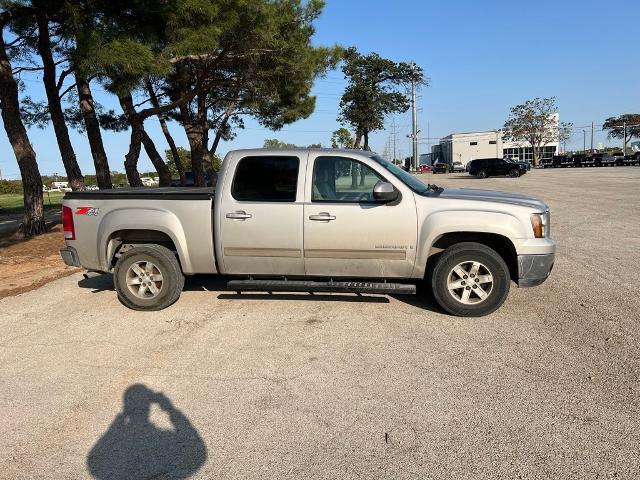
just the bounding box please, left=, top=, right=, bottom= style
left=60, top=148, right=555, bottom=316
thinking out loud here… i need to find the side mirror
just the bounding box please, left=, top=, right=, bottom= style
left=373, top=181, right=399, bottom=203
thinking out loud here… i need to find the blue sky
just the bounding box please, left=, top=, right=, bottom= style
left=1, top=0, right=639, bottom=179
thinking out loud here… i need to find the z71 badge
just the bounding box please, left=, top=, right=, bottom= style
left=75, top=207, right=99, bottom=216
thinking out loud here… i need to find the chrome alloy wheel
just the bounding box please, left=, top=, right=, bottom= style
left=126, top=261, right=164, bottom=299
left=447, top=261, right=494, bottom=305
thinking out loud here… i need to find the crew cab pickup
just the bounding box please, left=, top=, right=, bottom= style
left=60, top=148, right=555, bottom=317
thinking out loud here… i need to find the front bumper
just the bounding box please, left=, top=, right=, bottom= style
left=60, top=246, right=81, bottom=267
left=517, top=253, right=555, bottom=288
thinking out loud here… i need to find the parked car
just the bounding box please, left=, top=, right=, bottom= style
left=467, top=158, right=528, bottom=178
left=418, top=164, right=432, bottom=173
left=571, top=154, right=593, bottom=167
left=552, top=155, right=575, bottom=168
left=622, top=152, right=640, bottom=166
left=593, top=152, right=615, bottom=167
left=612, top=151, right=625, bottom=166
left=60, top=148, right=555, bottom=317
left=432, top=162, right=449, bottom=174
left=540, top=157, right=554, bottom=168
left=451, top=162, right=465, bottom=173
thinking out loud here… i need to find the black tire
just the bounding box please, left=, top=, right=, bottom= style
left=429, top=242, right=511, bottom=317
left=113, top=244, right=185, bottom=311
left=477, top=170, right=487, bottom=179
left=508, top=169, right=520, bottom=178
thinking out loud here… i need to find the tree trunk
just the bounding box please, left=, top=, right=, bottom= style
left=76, top=74, right=112, bottom=189
left=118, top=92, right=144, bottom=187
left=36, top=15, right=85, bottom=191
left=353, top=128, right=362, bottom=149
left=209, top=107, right=233, bottom=157
left=119, top=91, right=172, bottom=188
left=124, top=125, right=143, bottom=187
left=140, top=129, right=172, bottom=186
left=360, top=130, right=369, bottom=186
left=0, top=31, right=45, bottom=234
left=532, top=144, right=541, bottom=167
left=145, top=77, right=185, bottom=186
left=351, top=163, right=358, bottom=189
left=180, top=102, right=206, bottom=187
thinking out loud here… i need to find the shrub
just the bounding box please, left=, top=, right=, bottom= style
left=0, top=180, right=23, bottom=195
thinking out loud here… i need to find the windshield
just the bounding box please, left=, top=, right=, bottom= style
left=370, top=155, right=439, bottom=195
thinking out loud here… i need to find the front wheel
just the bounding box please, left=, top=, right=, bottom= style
left=429, top=242, right=511, bottom=317
left=508, top=169, right=520, bottom=178
left=113, top=244, right=185, bottom=311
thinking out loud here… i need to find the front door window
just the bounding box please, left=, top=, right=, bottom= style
left=312, top=156, right=385, bottom=203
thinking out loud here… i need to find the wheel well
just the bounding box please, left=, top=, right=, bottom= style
left=427, top=232, right=518, bottom=282
left=107, top=229, right=178, bottom=268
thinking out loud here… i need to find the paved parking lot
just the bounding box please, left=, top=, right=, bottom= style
left=1, top=167, right=639, bottom=479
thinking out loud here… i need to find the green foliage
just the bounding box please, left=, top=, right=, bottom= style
left=0, top=179, right=23, bottom=195
left=331, top=127, right=353, bottom=148
left=263, top=139, right=298, bottom=149
left=165, top=146, right=191, bottom=176
left=503, top=97, right=573, bottom=165
left=263, top=139, right=322, bottom=149
left=338, top=47, right=425, bottom=147
left=603, top=114, right=640, bottom=147
left=164, top=146, right=220, bottom=175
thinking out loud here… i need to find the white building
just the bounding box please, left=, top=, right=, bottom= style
left=434, top=115, right=561, bottom=166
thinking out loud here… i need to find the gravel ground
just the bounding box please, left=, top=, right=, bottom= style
left=1, top=167, right=639, bottom=479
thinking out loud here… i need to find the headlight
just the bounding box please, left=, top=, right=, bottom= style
left=530, top=211, right=550, bottom=238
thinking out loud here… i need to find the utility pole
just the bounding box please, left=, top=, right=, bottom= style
left=591, top=121, right=594, bottom=152
left=623, top=121, right=627, bottom=156
left=410, top=62, right=419, bottom=170
left=583, top=130, right=586, bottom=152
left=390, top=117, right=398, bottom=164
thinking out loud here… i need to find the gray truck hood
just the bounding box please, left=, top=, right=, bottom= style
left=438, top=188, right=548, bottom=210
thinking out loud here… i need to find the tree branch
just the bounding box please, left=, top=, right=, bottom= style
left=59, top=82, right=77, bottom=99
left=12, top=65, right=44, bottom=74
left=56, top=67, right=73, bottom=92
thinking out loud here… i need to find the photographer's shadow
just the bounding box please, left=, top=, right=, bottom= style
left=87, top=384, right=207, bottom=480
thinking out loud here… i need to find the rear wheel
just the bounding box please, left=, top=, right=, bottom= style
left=477, top=170, right=487, bottom=179
left=113, top=244, right=184, bottom=311
left=429, top=242, right=511, bottom=317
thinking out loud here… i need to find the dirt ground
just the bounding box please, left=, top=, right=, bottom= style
left=0, top=224, right=80, bottom=299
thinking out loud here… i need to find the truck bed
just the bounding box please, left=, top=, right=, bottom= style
left=64, top=187, right=215, bottom=200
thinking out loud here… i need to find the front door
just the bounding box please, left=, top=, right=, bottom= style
left=219, top=154, right=305, bottom=275
left=303, top=154, right=417, bottom=278
left=494, top=159, right=509, bottom=175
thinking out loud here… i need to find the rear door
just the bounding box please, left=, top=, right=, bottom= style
left=302, top=153, right=417, bottom=278
left=218, top=154, right=306, bottom=275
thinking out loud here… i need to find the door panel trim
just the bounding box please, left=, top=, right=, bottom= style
left=224, top=247, right=302, bottom=258
left=304, top=248, right=406, bottom=260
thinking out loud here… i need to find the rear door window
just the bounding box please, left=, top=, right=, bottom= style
left=231, top=156, right=299, bottom=202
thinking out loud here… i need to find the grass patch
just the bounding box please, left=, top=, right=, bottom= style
left=0, top=192, right=65, bottom=215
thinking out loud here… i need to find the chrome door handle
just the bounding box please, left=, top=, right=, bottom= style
left=226, top=211, right=252, bottom=220
left=309, top=212, right=336, bottom=221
